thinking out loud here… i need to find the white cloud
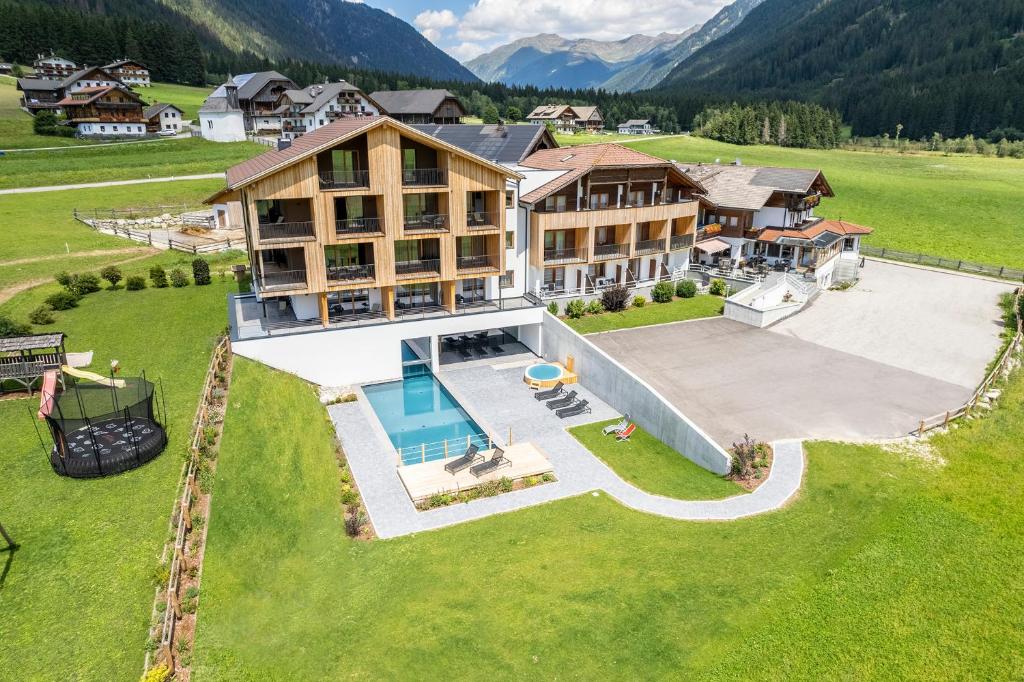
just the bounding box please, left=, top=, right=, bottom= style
left=414, top=9, right=459, bottom=44
left=446, top=42, right=488, bottom=62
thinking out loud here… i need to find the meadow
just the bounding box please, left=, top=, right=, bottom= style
left=134, top=82, right=214, bottom=121
left=0, top=75, right=92, bottom=149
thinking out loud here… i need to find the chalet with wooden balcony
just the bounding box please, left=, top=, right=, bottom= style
left=103, top=59, right=151, bottom=87
left=208, top=115, right=525, bottom=329
left=517, top=143, right=704, bottom=297
left=17, top=66, right=123, bottom=115
left=526, top=104, right=603, bottom=133
left=56, top=84, right=148, bottom=137
left=368, top=89, right=466, bottom=125
left=275, top=81, right=383, bottom=141
left=32, top=53, right=77, bottom=80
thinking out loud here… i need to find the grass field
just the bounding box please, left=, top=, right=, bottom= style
left=600, top=134, right=1024, bottom=269
left=0, top=75, right=93, bottom=149
left=564, top=295, right=723, bottom=334
left=192, top=358, right=1024, bottom=679
left=0, top=275, right=241, bottom=680
left=569, top=419, right=742, bottom=500
left=134, top=82, right=212, bottom=122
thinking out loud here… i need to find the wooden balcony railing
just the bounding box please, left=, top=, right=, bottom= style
left=593, top=243, right=629, bottom=261
left=635, top=238, right=667, bottom=255
left=326, top=263, right=376, bottom=283
left=257, top=221, right=315, bottom=242
left=259, top=269, right=307, bottom=291
left=404, top=213, right=449, bottom=233
left=401, top=168, right=447, bottom=186
left=466, top=211, right=499, bottom=229
left=395, top=259, right=441, bottom=278
left=319, top=169, right=369, bottom=190
left=543, top=247, right=587, bottom=264
left=335, top=216, right=383, bottom=236
left=670, top=233, right=695, bottom=250
left=456, top=254, right=499, bottom=271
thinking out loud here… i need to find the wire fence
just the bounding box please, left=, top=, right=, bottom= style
left=862, top=245, right=1024, bottom=283
left=915, top=287, right=1022, bottom=436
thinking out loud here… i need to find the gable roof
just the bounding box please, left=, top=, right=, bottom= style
left=526, top=104, right=574, bottom=120
left=619, top=119, right=651, bottom=126
left=17, top=66, right=119, bottom=93
left=210, top=71, right=297, bottom=102
left=518, top=142, right=703, bottom=204
left=674, top=162, right=833, bottom=211
left=57, top=84, right=144, bottom=107
left=104, top=59, right=147, bottom=70
left=280, top=81, right=377, bottom=114
left=573, top=106, right=601, bottom=120
left=212, top=116, right=523, bottom=199
left=410, top=123, right=557, bottom=164
left=144, top=102, right=182, bottom=119
left=368, top=89, right=460, bottom=115
left=758, top=219, right=872, bottom=245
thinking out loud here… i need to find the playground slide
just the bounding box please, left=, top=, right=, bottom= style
left=37, top=370, right=58, bottom=419
left=61, top=366, right=127, bottom=389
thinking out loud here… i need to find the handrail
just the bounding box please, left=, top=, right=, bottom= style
left=395, top=259, right=441, bottom=277
left=404, top=213, right=449, bottom=232
left=318, top=169, right=369, bottom=189
left=326, top=263, right=375, bottom=282
left=456, top=254, right=498, bottom=270
left=401, top=168, right=448, bottom=186
left=594, top=243, right=628, bottom=260
left=466, top=210, right=499, bottom=228
left=397, top=432, right=495, bottom=465
left=335, top=216, right=383, bottom=235
left=257, top=220, right=314, bottom=241
left=635, top=238, right=667, bottom=255
left=543, top=247, right=586, bottom=263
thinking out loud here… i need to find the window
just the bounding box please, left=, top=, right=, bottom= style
left=500, top=270, right=514, bottom=288
left=589, top=192, right=609, bottom=209
left=319, top=120, right=324, bottom=126
left=207, top=120, right=212, bottom=129
left=544, top=195, right=567, bottom=212
left=100, top=125, right=106, bottom=132
left=543, top=267, right=565, bottom=290
left=628, top=190, right=644, bottom=206
left=332, top=149, right=359, bottom=175
left=843, top=237, right=856, bottom=252
left=505, top=231, right=515, bottom=249
left=113, top=126, right=119, bottom=132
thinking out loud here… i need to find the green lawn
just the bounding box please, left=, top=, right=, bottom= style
left=0, top=178, right=224, bottom=262
left=624, top=135, right=1024, bottom=269
left=192, top=358, right=1024, bottom=679
left=0, top=137, right=263, bottom=189
left=569, top=419, right=742, bottom=500
left=0, top=275, right=241, bottom=680
left=564, top=294, right=724, bottom=334
left=134, top=82, right=212, bottom=122
left=0, top=75, right=93, bottom=149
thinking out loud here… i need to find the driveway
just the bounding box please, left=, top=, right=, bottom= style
left=589, top=260, right=1013, bottom=445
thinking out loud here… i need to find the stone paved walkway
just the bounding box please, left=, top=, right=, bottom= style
left=329, top=363, right=805, bottom=539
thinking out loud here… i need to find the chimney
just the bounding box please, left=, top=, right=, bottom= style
left=224, top=80, right=240, bottom=110
left=277, top=138, right=292, bottom=152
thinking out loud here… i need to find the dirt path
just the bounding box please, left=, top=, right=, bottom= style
left=0, top=247, right=150, bottom=267
left=0, top=249, right=158, bottom=306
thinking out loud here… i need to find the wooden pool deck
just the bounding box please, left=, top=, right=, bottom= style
left=397, top=442, right=554, bottom=502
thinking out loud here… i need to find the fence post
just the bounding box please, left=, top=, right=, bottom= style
left=443, top=440, right=448, bottom=460
left=918, top=420, right=925, bottom=436
left=508, top=426, right=512, bottom=446
left=421, top=443, right=425, bottom=463
left=943, top=411, right=950, bottom=427
left=148, top=233, right=152, bottom=246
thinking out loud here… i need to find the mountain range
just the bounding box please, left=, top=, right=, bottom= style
left=464, top=0, right=765, bottom=91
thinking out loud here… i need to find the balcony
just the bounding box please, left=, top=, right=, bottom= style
left=326, top=263, right=376, bottom=283
left=319, top=170, right=369, bottom=190
left=670, top=233, right=695, bottom=250
left=283, top=124, right=307, bottom=133
left=257, top=220, right=315, bottom=243
left=543, top=247, right=587, bottom=265
left=260, top=269, right=307, bottom=292
left=593, top=243, right=629, bottom=261
left=402, top=168, right=447, bottom=187
left=695, top=223, right=722, bottom=242
left=404, top=213, right=449, bottom=233
left=456, top=254, right=499, bottom=273
left=635, top=238, right=667, bottom=255
left=395, top=259, right=441, bottom=279
left=335, top=216, right=383, bottom=237
left=466, top=210, right=500, bottom=230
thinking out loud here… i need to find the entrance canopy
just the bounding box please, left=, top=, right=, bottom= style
left=695, top=238, right=731, bottom=255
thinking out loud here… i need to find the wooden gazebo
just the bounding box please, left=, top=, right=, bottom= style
left=0, top=333, right=66, bottom=396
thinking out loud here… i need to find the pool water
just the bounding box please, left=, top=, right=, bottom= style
left=363, top=369, right=488, bottom=465
left=526, top=363, right=562, bottom=381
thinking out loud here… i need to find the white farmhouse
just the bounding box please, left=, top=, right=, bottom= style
left=198, top=82, right=246, bottom=142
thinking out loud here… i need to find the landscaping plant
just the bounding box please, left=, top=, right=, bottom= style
left=651, top=281, right=674, bottom=303
left=170, top=268, right=190, bottom=288
left=125, top=275, right=146, bottom=291
left=149, top=265, right=169, bottom=288
left=44, top=290, right=80, bottom=311
left=70, top=272, right=101, bottom=296
left=0, top=313, right=31, bottom=337
left=676, top=279, right=698, bottom=298
left=546, top=301, right=559, bottom=315
left=192, top=258, right=211, bottom=286
left=586, top=299, right=604, bottom=315
left=28, top=305, right=55, bottom=325
left=99, top=265, right=123, bottom=289
left=632, top=295, right=646, bottom=308
left=566, top=299, right=586, bottom=319
left=709, top=278, right=729, bottom=296
left=601, top=285, right=629, bottom=312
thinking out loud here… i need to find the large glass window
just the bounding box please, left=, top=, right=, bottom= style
left=395, top=282, right=440, bottom=309
left=324, top=243, right=371, bottom=267
left=543, top=267, right=565, bottom=290
left=505, top=231, right=515, bottom=249
left=589, top=192, right=610, bottom=209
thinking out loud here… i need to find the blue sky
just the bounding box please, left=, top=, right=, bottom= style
left=363, top=0, right=731, bottom=62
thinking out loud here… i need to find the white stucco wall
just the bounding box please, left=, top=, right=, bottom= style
left=199, top=111, right=246, bottom=142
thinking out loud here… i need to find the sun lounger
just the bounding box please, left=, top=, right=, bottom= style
left=546, top=390, right=577, bottom=410
left=444, top=443, right=482, bottom=473
left=534, top=382, right=565, bottom=400
left=602, top=413, right=631, bottom=435
left=556, top=400, right=590, bottom=419
left=470, top=447, right=511, bottom=477
left=456, top=341, right=472, bottom=359
left=615, top=423, right=636, bottom=440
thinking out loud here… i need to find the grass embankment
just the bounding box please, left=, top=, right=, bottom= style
left=134, top=82, right=212, bottom=122
left=621, top=135, right=1024, bottom=269
left=564, top=294, right=723, bottom=334
left=0, top=276, right=240, bottom=680
left=0, top=75, right=92, bottom=149
left=193, top=358, right=1024, bottom=679
left=570, top=419, right=742, bottom=500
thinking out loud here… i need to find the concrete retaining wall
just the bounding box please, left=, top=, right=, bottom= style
left=540, top=312, right=732, bottom=474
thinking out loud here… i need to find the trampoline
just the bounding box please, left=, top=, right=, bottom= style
left=42, top=374, right=168, bottom=479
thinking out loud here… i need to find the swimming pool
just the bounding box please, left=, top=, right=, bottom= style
left=363, top=369, right=488, bottom=465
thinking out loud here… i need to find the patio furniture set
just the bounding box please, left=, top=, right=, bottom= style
left=533, top=381, right=592, bottom=419
left=442, top=443, right=510, bottom=477
left=444, top=332, right=505, bottom=359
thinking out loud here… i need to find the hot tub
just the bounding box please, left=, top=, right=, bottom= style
left=524, top=362, right=564, bottom=388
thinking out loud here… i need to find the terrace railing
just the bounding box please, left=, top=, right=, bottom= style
left=543, top=247, right=587, bottom=264
left=456, top=254, right=499, bottom=271
left=326, top=263, right=376, bottom=283
left=593, top=243, right=628, bottom=261
left=257, top=220, right=315, bottom=242
left=395, top=259, right=441, bottom=278
left=318, top=169, right=370, bottom=190
left=404, top=213, right=449, bottom=233
left=635, top=238, right=667, bottom=255
left=335, top=216, right=383, bottom=236
left=401, top=168, right=448, bottom=186
left=466, top=211, right=499, bottom=229
left=861, top=245, right=1024, bottom=282
left=398, top=432, right=496, bottom=466
left=670, top=233, right=696, bottom=250
left=259, top=269, right=307, bottom=290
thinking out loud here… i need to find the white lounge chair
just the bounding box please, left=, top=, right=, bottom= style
left=602, top=413, right=631, bottom=435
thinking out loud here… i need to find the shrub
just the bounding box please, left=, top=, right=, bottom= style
left=565, top=299, right=586, bottom=319
left=546, top=301, right=559, bottom=315
left=192, top=258, right=211, bottom=285
left=28, top=305, right=55, bottom=325
left=709, top=278, right=729, bottom=296
left=44, top=290, right=80, bottom=311
left=651, top=281, right=674, bottom=303
left=339, top=484, right=359, bottom=506
left=498, top=476, right=514, bottom=492
left=142, top=664, right=171, bottom=682
left=149, top=265, right=168, bottom=288
left=344, top=504, right=368, bottom=536
left=54, top=271, right=73, bottom=288
left=70, top=272, right=101, bottom=295
left=125, top=275, right=146, bottom=291
left=601, top=285, right=629, bottom=312
left=541, top=472, right=555, bottom=483
left=169, top=268, right=189, bottom=288
left=730, top=434, right=762, bottom=479
left=478, top=480, right=502, bottom=497
left=151, top=561, right=171, bottom=587
left=0, top=313, right=31, bottom=337
left=632, top=295, right=646, bottom=308
left=100, top=265, right=123, bottom=288
left=676, top=279, right=698, bottom=298
left=585, top=299, right=604, bottom=315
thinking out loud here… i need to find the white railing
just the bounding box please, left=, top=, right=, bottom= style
left=398, top=432, right=504, bottom=466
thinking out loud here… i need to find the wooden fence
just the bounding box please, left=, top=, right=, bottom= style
left=862, top=245, right=1024, bottom=283
left=144, top=336, right=231, bottom=677
left=73, top=209, right=239, bottom=254
left=915, top=287, right=1023, bottom=436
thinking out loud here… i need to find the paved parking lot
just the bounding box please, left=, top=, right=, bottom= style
left=590, top=260, right=1013, bottom=445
